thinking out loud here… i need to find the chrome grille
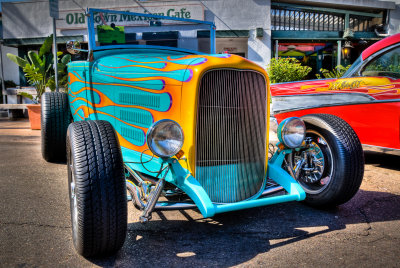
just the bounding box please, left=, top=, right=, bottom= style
left=196, top=69, right=267, bottom=203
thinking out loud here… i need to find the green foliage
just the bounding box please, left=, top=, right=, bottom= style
left=6, top=35, right=71, bottom=101
left=18, top=91, right=34, bottom=101
left=47, top=54, right=71, bottom=91
left=266, top=58, right=312, bottom=83
left=6, top=54, right=28, bottom=68
left=60, top=54, right=71, bottom=66
left=39, top=35, right=53, bottom=57
left=364, top=49, right=400, bottom=74
left=316, top=65, right=351, bottom=79
left=22, top=64, right=45, bottom=101
left=365, top=63, right=400, bottom=73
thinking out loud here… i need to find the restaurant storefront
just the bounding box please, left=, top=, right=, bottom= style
left=271, top=2, right=396, bottom=77
left=1, top=0, right=270, bottom=86
left=1, top=0, right=399, bottom=85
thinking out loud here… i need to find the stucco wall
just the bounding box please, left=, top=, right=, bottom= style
left=2, top=0, right=270, bottom=38
left=247, top=29, right=272, bottom=68
left=202, top=0, right=270, bottom=30
left=201, top=0, right=271, bottom=66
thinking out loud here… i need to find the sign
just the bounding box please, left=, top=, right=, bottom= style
left=49, top=0, right=59, bottom=19
left=57, top=4, right=204, bottom=30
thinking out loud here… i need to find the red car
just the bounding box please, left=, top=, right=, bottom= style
left=271, top=33, right=400, bottom=155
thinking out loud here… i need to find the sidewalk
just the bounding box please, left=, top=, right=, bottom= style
left=0, top=118, right=40, bottom=140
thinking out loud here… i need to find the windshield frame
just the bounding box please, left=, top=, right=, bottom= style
left=87, top=8, right=216, bottom=54
left=341, top=56, right=362, bottom=78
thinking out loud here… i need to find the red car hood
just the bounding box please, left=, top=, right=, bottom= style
left=270, top=79, right=335, bottom=96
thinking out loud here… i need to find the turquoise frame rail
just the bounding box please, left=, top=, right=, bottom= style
left=160, top=149, right=306, bottom=218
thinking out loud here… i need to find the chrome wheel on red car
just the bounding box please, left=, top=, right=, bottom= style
left=287, top=131, right=333, bottom=195
left=285, top=114, right=364, bottom=207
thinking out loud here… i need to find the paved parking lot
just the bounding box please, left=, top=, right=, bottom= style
left=0, top=119, right=399, bottom=267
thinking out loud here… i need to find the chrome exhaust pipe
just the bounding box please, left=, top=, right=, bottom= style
left=139, top=166, right=168, bottom=223
left=126, top=180, right=145, bottom=210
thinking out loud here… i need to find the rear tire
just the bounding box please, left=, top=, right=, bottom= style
left=287, top=114, right=364, bottom=207
left=41, top=92, right=70, bottom=162
left=67, top=120, right=127, bottom=257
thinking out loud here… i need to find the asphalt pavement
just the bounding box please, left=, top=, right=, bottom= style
left=0, top=119, right=400, bottom=268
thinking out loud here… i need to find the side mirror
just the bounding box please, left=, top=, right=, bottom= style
left=66, top=40, right=81, bottom=54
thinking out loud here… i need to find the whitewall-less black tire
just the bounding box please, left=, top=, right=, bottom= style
left=286, top=114, right=364, bottom=207
left=67, top=120, right=127, bottom=257
left=41, top=92, right=70, bottom=162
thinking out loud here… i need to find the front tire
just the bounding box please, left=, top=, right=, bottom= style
left=286, top=114, right=364, bottom=207
left=67, top=120, right=127, bottom=257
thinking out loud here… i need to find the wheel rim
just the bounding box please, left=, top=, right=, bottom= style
left=288, top=130, right=334, bottom=194
left=67, top=147, right=78, bottom=243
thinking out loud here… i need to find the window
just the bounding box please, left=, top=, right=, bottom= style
left=361, top=46, right=400, bottom=79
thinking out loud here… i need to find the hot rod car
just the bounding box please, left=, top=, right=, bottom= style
left=40, top=9, right=364, bottom=257
left=271, top=33, right=400, bottom=155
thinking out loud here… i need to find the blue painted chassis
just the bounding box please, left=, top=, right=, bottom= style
left=126, top=148, right=306, bottom=218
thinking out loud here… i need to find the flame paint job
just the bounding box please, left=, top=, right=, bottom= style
left=271, top=76, right=400, bottom=100
left=271, top=34, right=400, bottom=151
left=68, top=49, right=270, bottom=178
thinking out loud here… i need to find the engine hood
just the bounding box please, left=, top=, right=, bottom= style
left=91, top=50, right=209, bottom=87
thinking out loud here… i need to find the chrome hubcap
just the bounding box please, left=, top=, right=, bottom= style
left=294, top=142, right=325, bottom=183
left=288, top=131, right=333, bottom=194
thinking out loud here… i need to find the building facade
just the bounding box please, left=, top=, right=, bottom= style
left=1, top=0, right=399, bottom=86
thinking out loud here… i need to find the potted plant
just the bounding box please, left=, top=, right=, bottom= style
left=6, top=35, right=70, bottom=129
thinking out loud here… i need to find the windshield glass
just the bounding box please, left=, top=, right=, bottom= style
left=88, top=9, right=214, bottom=53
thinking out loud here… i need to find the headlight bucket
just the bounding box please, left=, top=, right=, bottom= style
left=277, top=117, right=306, bottom=148
left=146, top=119, right=184, bottom=158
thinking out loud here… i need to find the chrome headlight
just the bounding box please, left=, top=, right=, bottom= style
left=277, top=117, right=306, bottom=148
left=146, top=119, right=184, bottom=158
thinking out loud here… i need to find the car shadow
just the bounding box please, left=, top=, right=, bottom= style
left=364, top=151, right=400, bottom=171
left=88, top=188, right=400, bottom=267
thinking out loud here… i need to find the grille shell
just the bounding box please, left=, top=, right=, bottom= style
left=195, top=69, right=267, bottom=203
